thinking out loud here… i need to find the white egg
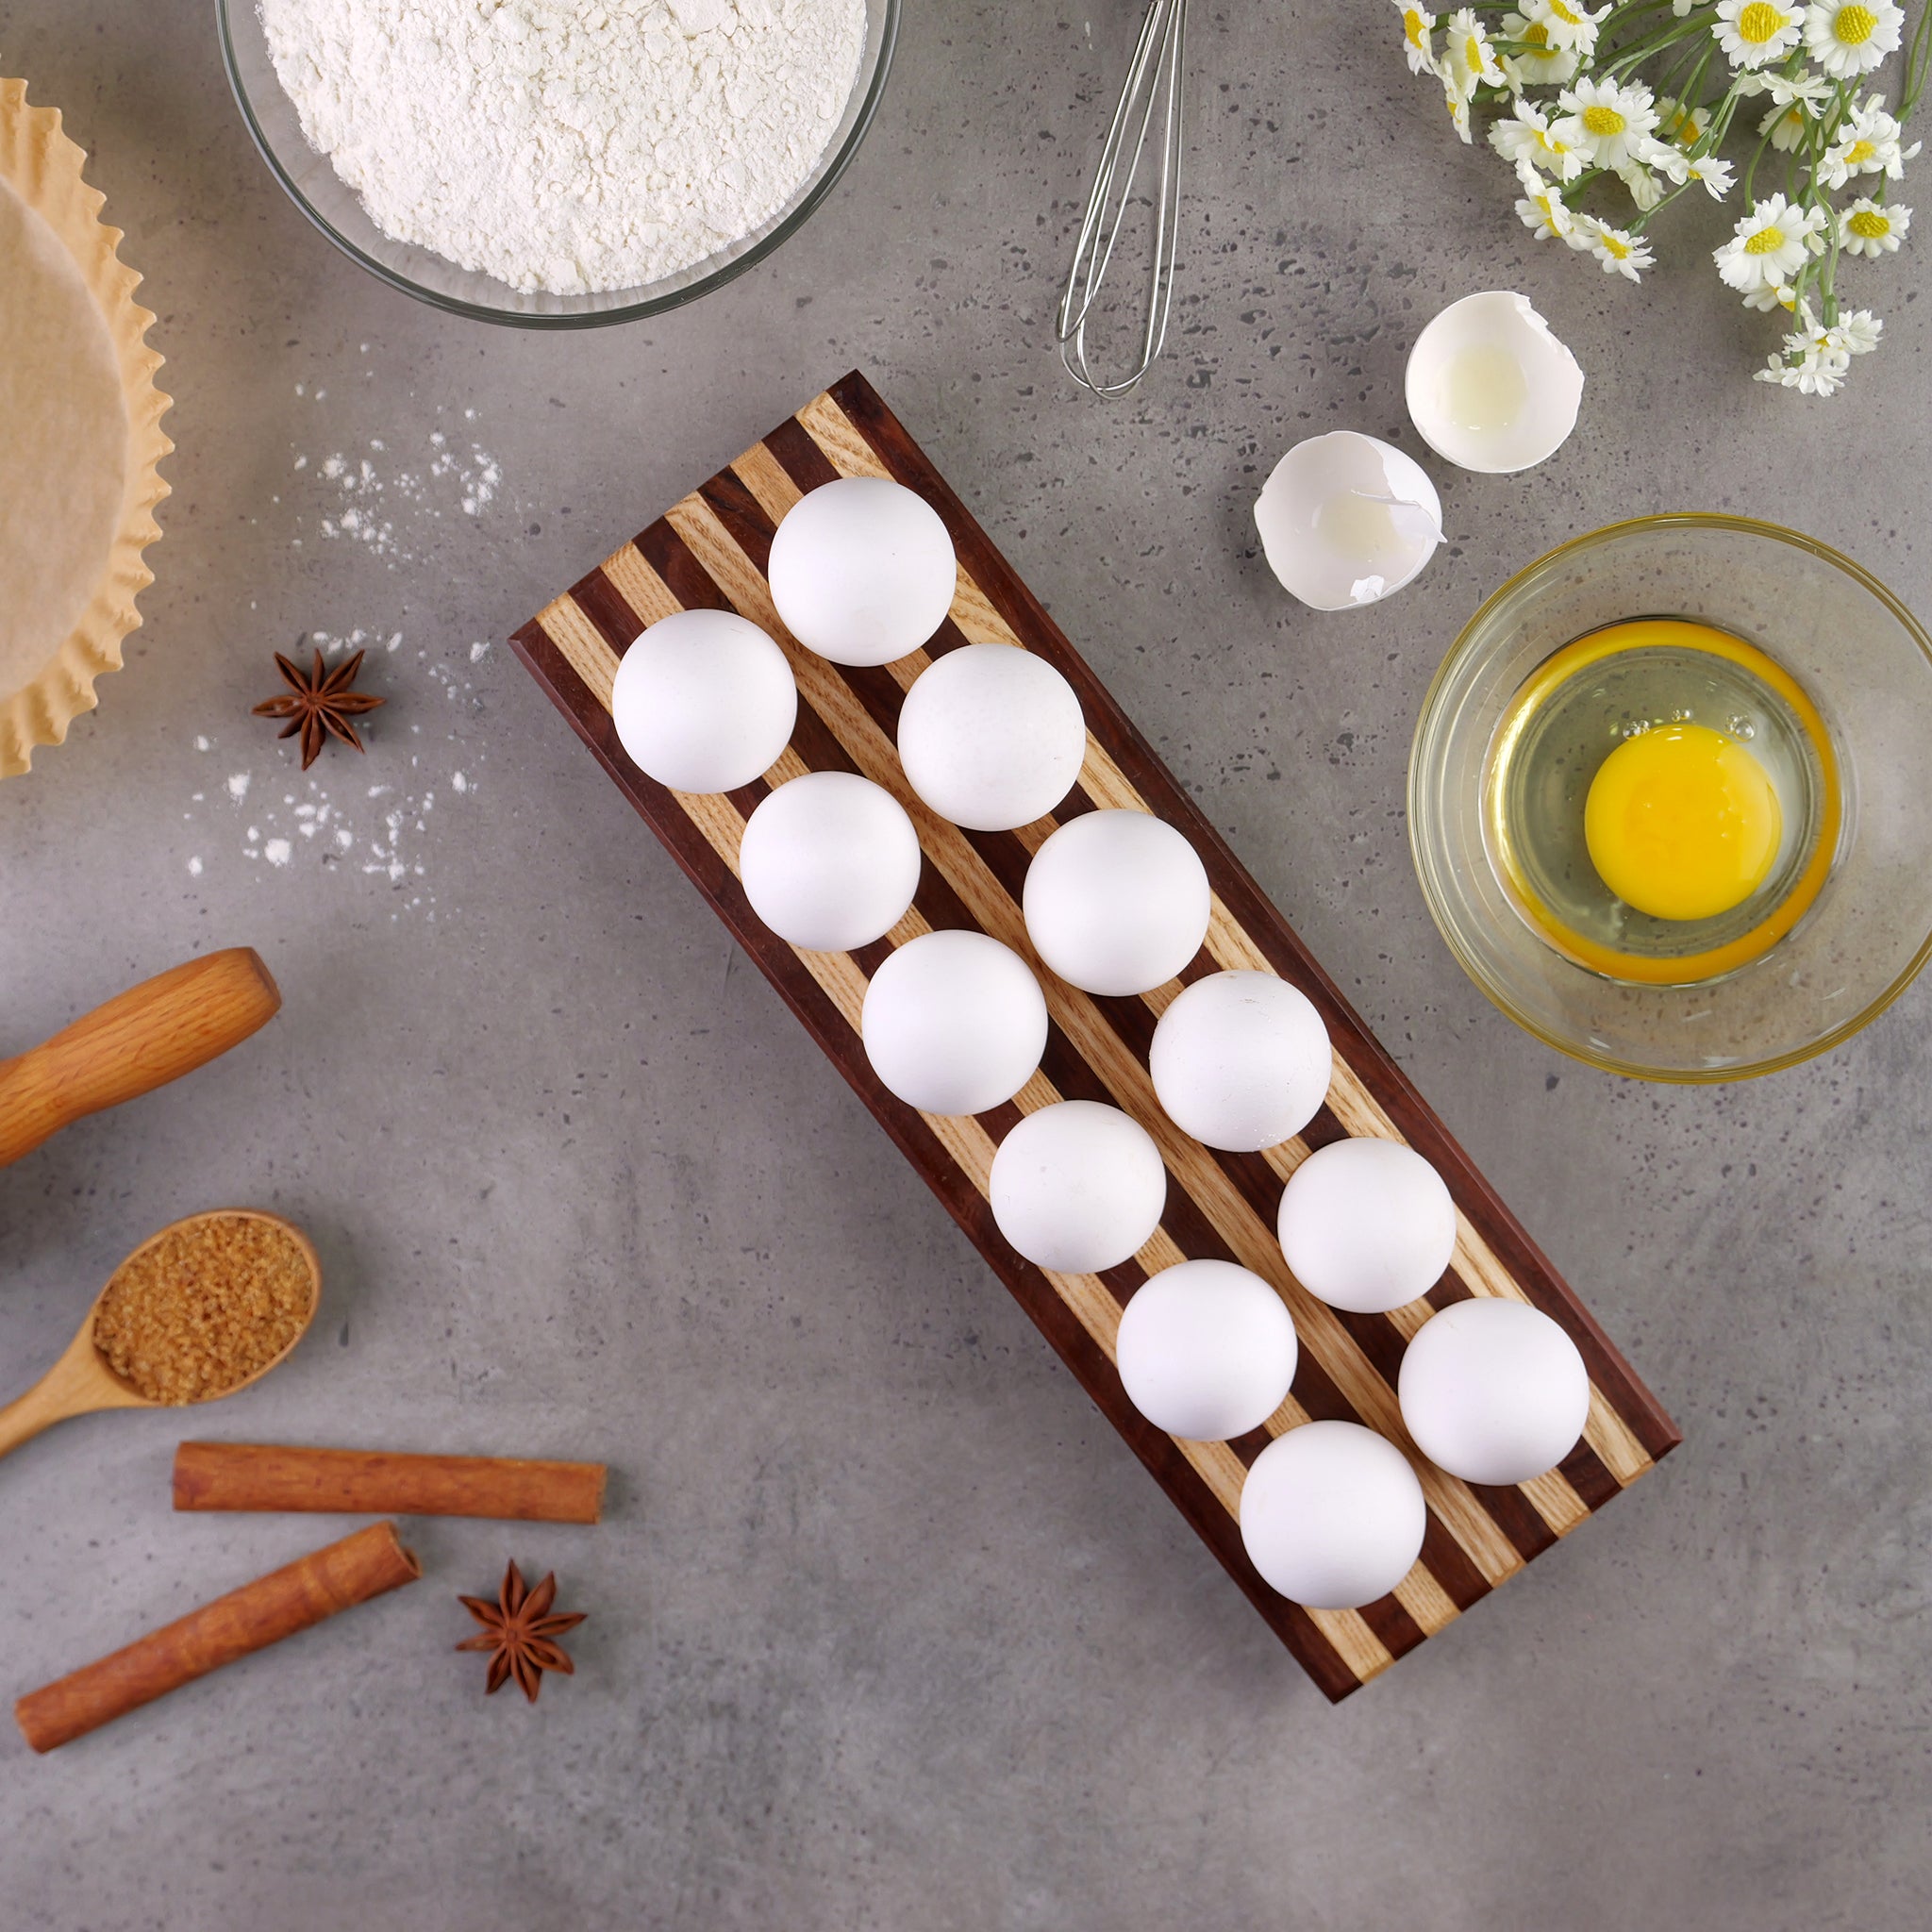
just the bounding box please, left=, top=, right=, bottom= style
left=1149, top=971, right=1332, bottom=1152
left=1023, top=810, right=1211, bottom=996
left=989, top=1100, right=1167, bottom=1274
left=1239, top=1420, right=1428, bottom=1609
left=738, top=772, right=923, bottom=952
left=609, top=608, right=797, bottom=792
left=1398, top=1297, right=1591, bottom=1486
left=1253, top=431, right=1442, bottom=612
left=897, top=644, right=1087, bottom=831
left=1276, top=1137, right=1457, bottom=1313
left=768, top=476, right=958, bottom=667
left=1405, top=291, right=1584, bottom=475
left=1115, top=1259, right=1298, bottom=1441
left=860, top=930, right=1047, bottom=1117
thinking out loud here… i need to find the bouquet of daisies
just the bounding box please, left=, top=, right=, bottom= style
left=1396, top=0, right=1932, bottom=394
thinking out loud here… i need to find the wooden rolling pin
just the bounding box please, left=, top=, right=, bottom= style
left=0, top=949, right=281, bottom=1168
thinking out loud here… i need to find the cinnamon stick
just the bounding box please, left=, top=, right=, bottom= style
left=15, top=1521, right=420, bottom=1754
left=173, top=1441, right=608, bottom=1524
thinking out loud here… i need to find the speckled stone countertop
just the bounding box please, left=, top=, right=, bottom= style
left=2, top=5, right=1928, bottom=1927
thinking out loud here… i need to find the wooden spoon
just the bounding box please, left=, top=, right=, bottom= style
left=0, top=948, right=281, bottom=1169
left=0, top=1209, right=320, bottom=1463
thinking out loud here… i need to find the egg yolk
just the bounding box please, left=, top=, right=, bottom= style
left=1583, top=723, right=1781, bottom=923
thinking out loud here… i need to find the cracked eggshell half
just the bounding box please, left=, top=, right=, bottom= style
left=1405, top=291, right=1584, bottom=474
left=1253, top=431, right=1443, bottom=612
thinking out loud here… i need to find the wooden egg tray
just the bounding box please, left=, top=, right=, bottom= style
left=509, top=372, right=1679, bottom=1701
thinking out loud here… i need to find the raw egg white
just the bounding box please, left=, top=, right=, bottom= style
left=1239, top=1420, right=1427, bottom=1609
left=1023, top=809, right=1211, bottom=996
left=1405, top=291, right=1584, bottom=475
left=1253, top=431, right=1442, bottom=611
left=768, top=476, right=958, bottom=667
left=1276, top=1137, right=1457, bottom=1313
left=860, top=930, right=1047, bottom=1117
left=1398, top=1297, right=1591, bottom=1486
left=1149, top=970, right=1331, bottom=1152
left=989, top=1100, right=1167, bottom=1274
left=897, top=643, right=1087, bottom=831
left=738, top=772, right=922, bottom=952
left=609, top=608, right=796, bottom=793
left=1115, top=1259, right=1298, bottom=1441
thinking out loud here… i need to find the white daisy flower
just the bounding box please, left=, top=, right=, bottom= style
left=1441, top=61, right=1476, bottom=141
left=1759, top=98, right=1815, bottom=152
left=1715, top=0, right=1804, bottom=68
left=1515, top=170, right=1577, bottom=240
left=1756, top=347, right=1846, bottom=396
left=1687, top=155, right=1737, bottom=198
left=1839, top=196, right=1910, bottom=256
left=1757, top=68, right=1836, bottom=107
left=1714, top=192, right=1830, bottom=291
left=1803, top=1, right=1904, bottom=79
left=1820, top=97, right=1923, bottom=186
left=1574, top=212, right=1655, bottom=280
left=1500, top=11, right=1581, bottom=86
left=1740, top=281, right=1800, bottom=310
left=1392, top=2, right=1442, bottom=78
left=1656, top=96, right=1711, bottom=148
left=1834, top=308, right=1883, bottom=353
left=1526, top=0, right=1612, bottom=54
left=1554, top=75, right=1660, bottom=170
left=1490, top=99, right=1585, bottom=179
left=1444, top=8, right=1508, bottom=92
left=1617, top=158, right=1666, bottom=209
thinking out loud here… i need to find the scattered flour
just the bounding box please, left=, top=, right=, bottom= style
left=183, top=627, right=490, bottom=921
left=258, top=0, right=868, bottom=294
left=301, top=416, right=502, bottom=565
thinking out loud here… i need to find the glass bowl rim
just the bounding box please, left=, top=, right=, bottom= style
left=215, top=0, right=902, bottom=329
left=1408, top=509, right=1932, bottom=1083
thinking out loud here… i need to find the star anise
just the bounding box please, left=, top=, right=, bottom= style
left=457, top=1561, right=587, bottom=1704
left=252, top=645, right=385, bottom=769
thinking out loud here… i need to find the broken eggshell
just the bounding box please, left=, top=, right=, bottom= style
left=1405, top=291, right=1584, bottom=475
left=1253, top=432, right=1443, bottom=612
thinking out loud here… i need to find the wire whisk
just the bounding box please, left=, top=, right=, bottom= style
left=1055, top=0, right=1189, bottom=401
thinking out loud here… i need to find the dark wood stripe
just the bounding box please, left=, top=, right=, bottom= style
left=1558, top=1439, right=1623, bottom=1511
left=1356, top=1592, right=1428, bottom=1660
left=764, top=412, right=843, bottom=495
left=1417, top=1514, right=1493, bottom=1612
left=573, top=565, right=653, bottom=652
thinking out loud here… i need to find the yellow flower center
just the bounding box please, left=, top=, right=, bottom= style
left=1405, top=9, right=1427, bottom=48
left=1550, top=0, right=1583, bottom=22
left=1524, top=22, right=1552, bottom=47
left=1849, top=207, right=1890, bottom=236
left=1583, top=104, right=1626, bottom=136
left=1743, top=225, right=1787, bottom=254
left=1835, top=5, right=1878, bottom=42
left=1738, top=2, right=1786, bottom=43
left=1465, top=32, right=1484, bottom=63
left=1601, top=230, right=1632, bottom=258
left=1846, top=138, right=1879, bottom=163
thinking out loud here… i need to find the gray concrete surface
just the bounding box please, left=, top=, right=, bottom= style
left=3, top=3, right=1930, bottom=1925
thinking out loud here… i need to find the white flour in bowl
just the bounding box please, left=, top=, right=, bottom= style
left=258, top=0, right=869, bottom=294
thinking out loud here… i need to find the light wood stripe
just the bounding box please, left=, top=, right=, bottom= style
left=536, top=593, right=621, bottom=710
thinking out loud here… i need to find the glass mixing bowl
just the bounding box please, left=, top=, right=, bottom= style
left=1409, top=515, right=1932, bottom=1081
left=217, top=0, right=899, bottom=326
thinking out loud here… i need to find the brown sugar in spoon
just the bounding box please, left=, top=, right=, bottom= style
left=0, top=1209, right=320, bottom=1462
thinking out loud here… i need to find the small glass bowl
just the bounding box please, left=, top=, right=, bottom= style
left=217, top=0, right=899, bottom=327
left=1409, top=515, right=1932, bottom=1082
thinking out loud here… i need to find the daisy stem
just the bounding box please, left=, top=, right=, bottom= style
left=1902, top=0, right=1932, bottom=120
left=1741, top=125, right=1774, bottom=202
left=1604, top=18, right=1712, bottom=78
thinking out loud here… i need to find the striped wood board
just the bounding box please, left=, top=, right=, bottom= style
left=510, top=371, right=1680, bottom=1702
